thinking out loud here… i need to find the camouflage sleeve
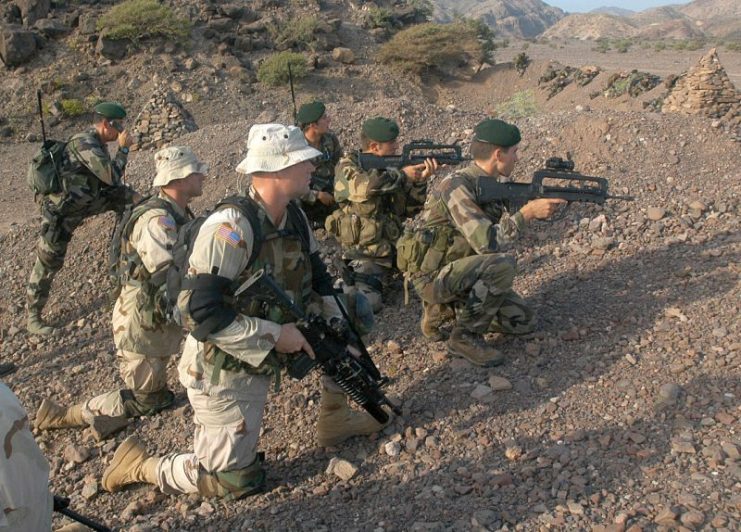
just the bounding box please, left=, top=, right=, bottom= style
left=403, top=179, right=427, bottom=215
left=132, top=209, right=178, bottom=279
left=340, top=162, right=406, bottom=203
left=68, top=134, right=126, bottom=186
left=102, top=184, right=138, bottom=214
left=441, top=176, right=526, bottom=254
left=330, top=134, right=343, bottom=167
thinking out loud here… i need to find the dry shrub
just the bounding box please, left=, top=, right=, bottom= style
left=377, top=22, right=485, bottom=75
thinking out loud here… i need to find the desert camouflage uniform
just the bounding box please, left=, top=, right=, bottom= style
left=301, top=132, right=342, bottom=226
left=411, top=164, right=535, bottom=335
left=326, top=152, right=426, bottom=309
left=154, top=187, right=342, bottom=498
left=83, top=192, right=191, bottom=419
left=0, top=382, right=53, bottom=532
left=27, top=129, right=136, bottom=316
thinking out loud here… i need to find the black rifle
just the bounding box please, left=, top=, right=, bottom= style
left=476, top=157, right=633, bottom=215
left=36, top=89, right=48, bottom=143
left=234, top=269, right=400, bottom=424
left=357, top=139, right=468, bottom=171
left=288, top=62, right=298, bottom=125
left=53, top=495, right=111, bottom=532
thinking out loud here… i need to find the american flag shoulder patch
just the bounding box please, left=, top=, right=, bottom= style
left=157, top=216, right=177, bottom=231
left=215, top=223, right=242, bottom=248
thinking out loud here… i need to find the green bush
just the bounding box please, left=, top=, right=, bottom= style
left=614, top=38, right=632, bottom=53
left=61, top=99, right=85, bottom=117
left=97, top=0, right=190, bottom=42
left=365, top=7, right=395, bottom=30
left=257, top=52, right=308, bottom=87
left=270, top=15, right=319, bottom=51
left=593, top=38, right=610, bottom=53
left=497, top=90, right=538, bottom=119
left=725, top=41, right=741, bottom=52
left=377, top=22, right=489, bottom=75
left=654, top=40, right=667, bottom=51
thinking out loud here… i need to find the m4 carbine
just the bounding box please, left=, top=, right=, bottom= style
left=234, top=269, right=400, bottom=424
left=357, top=139, right=468, bottom=171
left=477, top=157, right=633, bottom=214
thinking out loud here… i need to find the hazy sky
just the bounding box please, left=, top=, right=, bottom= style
left=545, top=1, right=690, bottom=13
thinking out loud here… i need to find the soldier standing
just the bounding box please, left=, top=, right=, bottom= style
left=26, top=102, right=140, bottom=335
left=35, top=146, right=206, bottom=440
left=102, top=124, right=388, bottom=498
left=326, top=117, right=437, bottom=312
left=398, top=119, right=564, bottom=366
left=297, top=101, right=342, bottom=228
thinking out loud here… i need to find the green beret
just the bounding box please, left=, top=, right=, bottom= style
left=94, top=102, right=127, bottom=119
left=473, top=119, right=521, bottom=147
left=296, top=101, right=325, bottom=125
left=362, top=117, right=399, bottom=143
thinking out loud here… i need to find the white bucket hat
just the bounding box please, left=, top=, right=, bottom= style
left=236, top=123, right=322, bottom=175
left=153, top=146, right=209, bottom=187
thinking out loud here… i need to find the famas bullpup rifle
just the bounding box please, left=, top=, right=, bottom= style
left=234, top=269, right=400, bottom=424
left=357, top=139, right=468, bottom=171
left=477, top=157, right=633, bottom=216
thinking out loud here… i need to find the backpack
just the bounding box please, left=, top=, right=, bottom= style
left=108, top=195, right=190, bottom=297
left=27, top=139, right=69, bottom=196
left=165, top=195, right=310, bottom=327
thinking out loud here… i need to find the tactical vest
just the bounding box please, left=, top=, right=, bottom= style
left=201, top=199, right=313, bottom=386
left=325, top=153, right=404, bottom=258
left=116, top=195, right=190, bottom=286
left=397, top=173, right=511, bottom=276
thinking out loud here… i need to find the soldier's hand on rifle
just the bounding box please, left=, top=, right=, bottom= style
left=317, top=191, right=335, bottom=206
left=117, top=129, right=134, bottom=149
left=275, top=323, right=315, bottom=358
left=520, top=198, right=567, bottom=222
left=402, top=158, right=438, bottom=182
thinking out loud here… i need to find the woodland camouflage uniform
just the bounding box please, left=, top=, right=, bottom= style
left=400, top=163, right=535, bottom=363
left=327, top=150, right=426, bottom=310
left=27, top=128, right=136, bottom=329
left=301, top=131, right=342, bottom=225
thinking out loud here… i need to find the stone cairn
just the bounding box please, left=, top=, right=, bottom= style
left=662, top=48, right=739, bottom=135
left=130, top=85, right=198, bottom=151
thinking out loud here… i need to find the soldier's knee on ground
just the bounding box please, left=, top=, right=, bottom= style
left=121, top=389, right=175, bottom=418
left=195, top=453, right=265, bottom=500
left=342, top=285, right=375, bottom=335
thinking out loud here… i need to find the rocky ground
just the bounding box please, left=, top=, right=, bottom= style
left=0, top=7, right=739, bottom=532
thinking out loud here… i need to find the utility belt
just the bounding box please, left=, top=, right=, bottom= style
left=203, top=342, right=287, bottom=391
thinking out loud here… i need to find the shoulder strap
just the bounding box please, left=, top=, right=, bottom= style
left=286, top=201, right=311, bottom=254
left=216, top=195, right=263, bottom=269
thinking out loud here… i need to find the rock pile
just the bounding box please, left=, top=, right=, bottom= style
left=131, top=86, right=198, bottom=152
left=662, top=48, right=739, bottom=132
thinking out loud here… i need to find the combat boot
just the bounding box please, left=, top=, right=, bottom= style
left=102, top=436, right=160, bottom=492
left=447, top=327, right=504, bottom=367
left=420, top=302, right=454, bottom=341
left=27, top=311, right=56, bottom=336
left=35, top=399, right=86, bottom=431
left=316, top=387, right=390, bottom=447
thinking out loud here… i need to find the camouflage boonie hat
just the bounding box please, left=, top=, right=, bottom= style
left=362, top=117, right=399, bottom=142
left=473, top=119, right=521, bottom=147
left=297, top=101, right=326, bottom=126
left=94, top=102, right=127, bottom=119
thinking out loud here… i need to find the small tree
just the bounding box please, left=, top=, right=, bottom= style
left=257, top=52, right=308, bottom=87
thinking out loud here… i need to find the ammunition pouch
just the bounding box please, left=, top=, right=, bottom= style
left=325, top=209, right=401, bottom=250
left=396, top=225, right=472, bottom=274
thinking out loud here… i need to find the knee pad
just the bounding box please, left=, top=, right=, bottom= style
left=196, top=452, right=266, bottom=500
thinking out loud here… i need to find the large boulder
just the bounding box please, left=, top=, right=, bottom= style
left=16, top=0, right=50, bottom=27
left=95, top=33, right=129, bottom=60
left=34, top=18, right=69, bottom=38
left=0, top=24, right=37, bottom=66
